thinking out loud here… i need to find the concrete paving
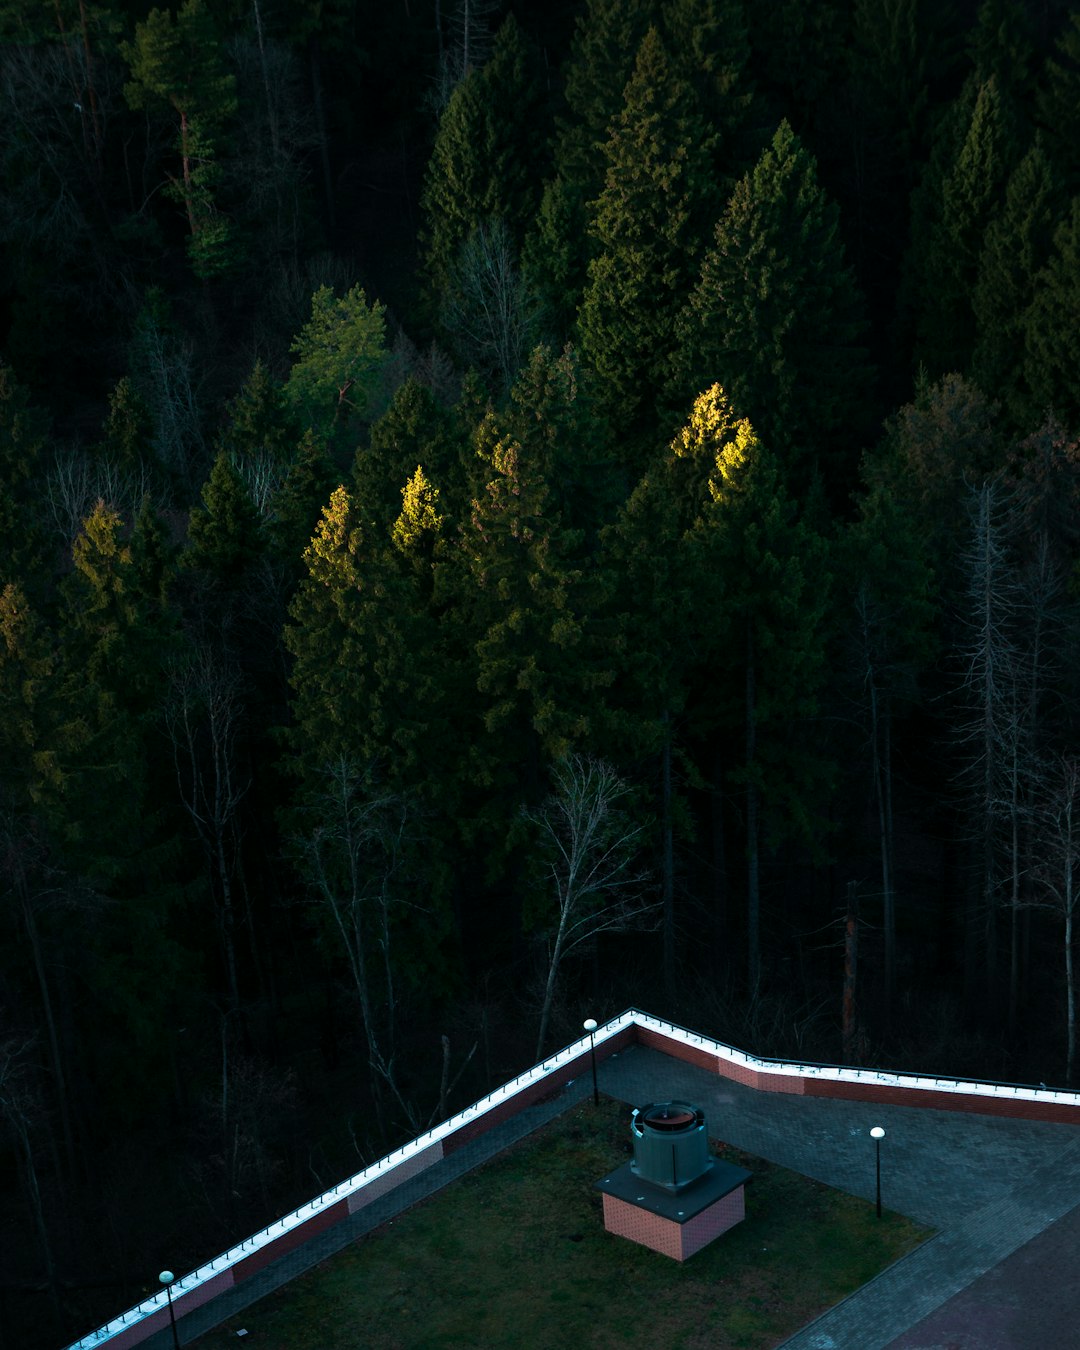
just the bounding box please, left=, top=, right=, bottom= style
left=145, top=1040, right=1080, bottom=1348
left=599, top=1044, right=1080, bottom=1350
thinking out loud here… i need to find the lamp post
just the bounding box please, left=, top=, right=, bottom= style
left=159, top=1270, right=181, bottom=1350
left=583, top=1018, right=599, bottom=1106
left=870, top=1126, right=886, bottom=1218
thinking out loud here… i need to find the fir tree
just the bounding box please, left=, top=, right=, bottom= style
left=420, top=13, right=547, bottom=302
left=972, top=139, right=1060, bottom=427
left=1024, top=196, right=1080, bottom=429
left=577, top=27, right=716, bottom=460
left=915, top=77, right=1014, bottom=378
left=681, top=121, right=870, bottom=496
left=522, top=0, right=654, bottom=339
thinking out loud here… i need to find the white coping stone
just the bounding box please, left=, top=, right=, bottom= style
left=65, top=1008, right=1080, bottom=1347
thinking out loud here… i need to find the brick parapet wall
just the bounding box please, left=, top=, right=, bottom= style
left=67, top=1011, right=1080, bottom=1349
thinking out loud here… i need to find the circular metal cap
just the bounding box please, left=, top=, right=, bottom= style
left=643, top=1105, right=697, bottom=1131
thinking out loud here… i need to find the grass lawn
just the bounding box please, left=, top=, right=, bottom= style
left=196, top=1097, right=929, bottom=1349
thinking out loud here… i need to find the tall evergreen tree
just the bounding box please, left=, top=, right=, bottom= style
left=523, top=0, right=654, bottom=336
left=420, top=13, right=547, bottom=303
left=972, top=139, right=1060, bottom=427
left=577, top=27, right=716, bottom=461
left=1036, top=10, right=1080, bottom=191
left=122, top=0, right=239, bottom=278
left=914, top=77, right=1015, bottom=378
left=680, top=120, right=870, bottom=496
left=1024, top=196, right=1080, bottom=430
left=698, top=399, right=832, bottom=993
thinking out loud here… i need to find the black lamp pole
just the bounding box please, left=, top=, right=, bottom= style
left=160, top=1271, right=181, bottom=1350
left=870, top=1127, right=886, bottom=1218
left=584, top=1018, right=599, bottom=1106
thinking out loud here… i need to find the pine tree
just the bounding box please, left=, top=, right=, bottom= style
left=122, top=0, right=239, bottom=278
left=577, top=27, right=716, bottom=459
left=680, top=120, right=870, bottom=496
left=284, top=284, right=388, bottom=439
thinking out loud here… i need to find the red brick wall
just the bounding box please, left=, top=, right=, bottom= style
left=231, top=1198, right=350, bottom=1282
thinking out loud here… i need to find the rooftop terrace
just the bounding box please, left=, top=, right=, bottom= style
left=67, top=1011, right=1080, bottom=1350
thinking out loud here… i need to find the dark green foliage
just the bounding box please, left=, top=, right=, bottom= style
left=122, top=0, right=240, bottom=278
left=1037, top=10, right=1080, bottom=189
left=186, top=450, right=263, bottom=582
left=356, top=378, right=466, bottom=534
left=680, top=121, right=870, bottom=495
left=972, top=139, right=1061, bottom=426
left=420, top=14, right=547, bottom=303
left=522, top=0, right=654, bottom=339
left=1024, top=196, right=1080, bottom=429
left=218, top=359, right=296, bottom=465
left=270, top=428, right=338, bottom=575
left=96, top=378, right=154, bottom=476
left=0, top=363, right=47, bottom=588
left=914, top=78, right=1015, bottom=378
left=577, top=27, right=717, bottom=458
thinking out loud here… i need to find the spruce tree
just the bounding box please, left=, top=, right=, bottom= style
left=972, top=139, right=1060, bottom=427
left=356, top=378, right=466, bottom=535
left=698, top=397, right=832, bottom=993
left=1024, top=196, right=1080, bottom=430
left=218, top=359, right=295, bottom=465
left=915, top=78, right=1014, bottom=378
left=420, top=13, right=547, bottom=302
left=1036, top=10, right=1080, bottom=191
left=577, top=27, right=716, bottom=462
left=680, top=121, right=870, bottom=497
left=522, top=0, right=654, bottom=338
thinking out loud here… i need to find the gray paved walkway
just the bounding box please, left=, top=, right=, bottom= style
left=599, top=1045, right=1080, bottom=1350
left=144, top=1041, right=1080, bottom=1348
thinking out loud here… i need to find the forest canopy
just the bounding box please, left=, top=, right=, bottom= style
left=4, top=2, right=1080, bottom=1346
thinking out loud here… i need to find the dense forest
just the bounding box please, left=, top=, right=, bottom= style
left=4, top=0, right=1080, bottom=1344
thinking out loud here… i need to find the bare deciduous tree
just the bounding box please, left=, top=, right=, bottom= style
left=525, top=755, right=658, bottom=1060
left=293, top=758, right=423, bottom=1132
left=439, top=218, right=539, bottom=398
left=167, top=646, right=249, bottom=1013
left=1029, top=755, right=1080, bottom=1084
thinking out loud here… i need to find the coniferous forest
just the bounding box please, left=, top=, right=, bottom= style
left=4, top=0, right=1080, bottom=1344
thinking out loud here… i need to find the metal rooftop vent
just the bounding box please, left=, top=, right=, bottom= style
left=630, top=1101, right=711, bottom=1194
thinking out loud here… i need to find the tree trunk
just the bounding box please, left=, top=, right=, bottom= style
left=842, top=881, right=859, bottom=1064
left=661, top=711, right=675, bottom=1001
left=711, top=745, right=728, bottom=975
left=746, top=624, right=761, bottom=996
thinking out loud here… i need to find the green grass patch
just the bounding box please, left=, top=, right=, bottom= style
left=198, top=1098, right=929, bottom=1349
